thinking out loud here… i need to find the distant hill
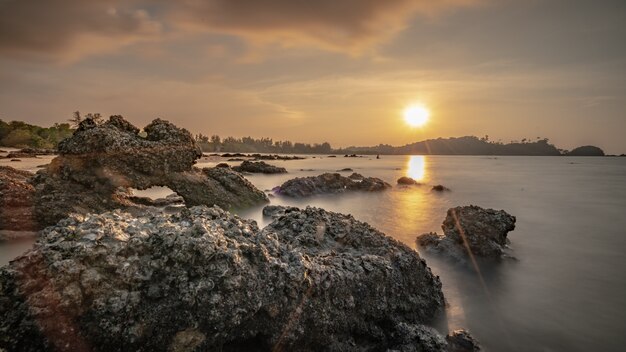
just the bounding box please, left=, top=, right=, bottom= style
left=566, top=145, right=605, bottom=156
left=338, top=136, right=566, bottom=156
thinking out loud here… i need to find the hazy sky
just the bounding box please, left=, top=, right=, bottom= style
left=1, top=0, right=624, bottom=152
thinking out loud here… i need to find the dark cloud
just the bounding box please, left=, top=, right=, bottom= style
left=168, top=0, right=479, bottom=52
left=0, top=0, right=478, bottom=61
left=0, top=0, right=161, bottom=61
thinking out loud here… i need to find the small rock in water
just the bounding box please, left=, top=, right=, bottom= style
left=232, top=160, right=287, bottom=174
left=417, top=205, right=517, bottom=262
left=432, top=184, right=451, bottom=192
left=397, top=176, right=420, bottom=185
left=275, top=172, right=391, bottom=197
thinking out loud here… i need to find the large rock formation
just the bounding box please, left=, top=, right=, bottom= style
left=25, top=116, right=268, bottom=229
left=275, top=172, right=391, bottom=197
left=0, top=166, right=36, bottom=231
left=232, top=160, right=287, bottom=174
left=0, top=206, right=449, bottom=351
left=417, top=205, right=516, bottom=261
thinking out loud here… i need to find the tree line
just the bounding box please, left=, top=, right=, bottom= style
left=194, top=134, right=333, bottom=154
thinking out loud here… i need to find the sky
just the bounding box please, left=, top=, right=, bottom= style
left=0, top=0, right=624, bottom=153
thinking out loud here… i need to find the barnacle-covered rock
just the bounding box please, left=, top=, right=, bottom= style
left=0, top=206, right=447, bottom=351
left=417, top=205, right=517, bottom=261
left=28, top=116, right=267, bottom=229
left=275, top=172, right=391, bottom=197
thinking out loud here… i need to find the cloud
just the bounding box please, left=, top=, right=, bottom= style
left=168, top=0, right=480, bottom=54
left=0, top=0, right=478, bottom=62
left=0, top=0, right=161, bottom=62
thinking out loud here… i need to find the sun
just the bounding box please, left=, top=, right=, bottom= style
left=403, top=105, right=430, bottom=127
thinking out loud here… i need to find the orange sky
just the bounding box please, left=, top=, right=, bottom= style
left=1, top=0, right=625, bottom=153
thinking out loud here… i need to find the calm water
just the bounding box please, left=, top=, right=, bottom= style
left=2, top=155, right=625, bottom=351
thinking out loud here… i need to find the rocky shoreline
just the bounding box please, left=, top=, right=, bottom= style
left=0, top=116, right=493, bottom=351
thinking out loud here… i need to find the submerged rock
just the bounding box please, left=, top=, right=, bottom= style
left=0, top=206, right=446, bottom=351
left=398, top=176, right=420, bottom=186
left=233, top=160, right=287, bottom=174
left=275, top=172, right=391, bottom=197
left=417, top=205, right=517, bottom=261
left=432, top=185, right=451, bottom=192
left=0, top=166, right=36, bottom=230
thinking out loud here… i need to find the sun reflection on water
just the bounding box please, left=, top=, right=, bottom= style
left=407, top=155, right=427, bottom=182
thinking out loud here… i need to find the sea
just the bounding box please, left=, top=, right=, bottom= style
left=2, top=154, right=625, bottom=351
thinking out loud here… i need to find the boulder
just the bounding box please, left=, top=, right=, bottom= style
left=398, top=176, right=420, bottom=186
left=417, top=205, right=516, bottom=261
left=0, top=206, right=447, bottom=351
left=0, top=166, right=36, bottom=230
left=275, top=172, right=391, bottom=197
left=233, top=160, right=287, bottom=174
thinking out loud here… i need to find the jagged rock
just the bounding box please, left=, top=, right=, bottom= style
left=417, top=205, right=517, bottom=261
left=232, top=160, right=287, bottom=174
left=432, top=185, right=450, bottom=192
left=275, top=172, right=391, bottom=197
left=166, top=167, right=268, bottom=210
left=0, top=166, right=36, bottom=231
left=446, top=329, right=481, bottom=352
left=0, top=206, right=446, bottom=351
left=55, top=117, right=201, bottom=189
left=398, top=176, right=420, bottom=186
left=26, top=116, right=267, bottom=229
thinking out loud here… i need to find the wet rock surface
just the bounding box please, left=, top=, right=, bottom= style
left=398, top=176, right=420, bottom=186
left=166, top=167, right=268, bottom=210
left=446, top=329, right=481, bottom=352
left=0, top=166, right=36, bottom=231
left=417, top=205, right=517, bottom=261
left=275, top=172, right=391, bottom=197
left=26, top=116, right=267, bottom=229
left=431, top=185, right=451, bottom=192
left=0, top=205, right=448, bottom=351
left=261, top=204, right=299, bottom=219
left=232, top=160, right=287, bottom=174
